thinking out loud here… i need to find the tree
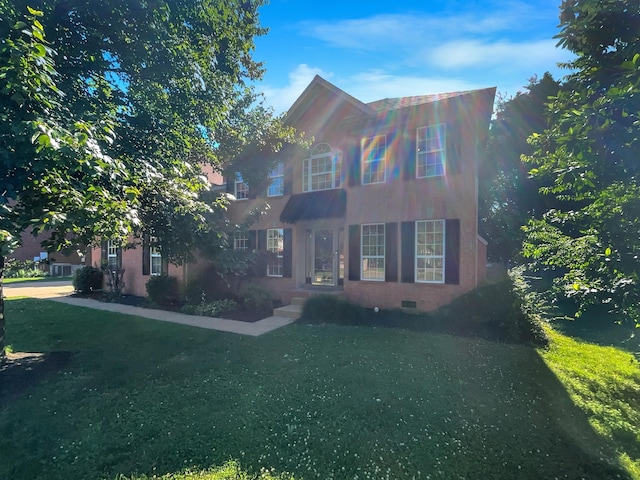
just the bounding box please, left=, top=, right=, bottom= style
left=522, top=0, right=640, bottom=322
left=1, top=1, right=297, bottom=361
left=479, top=73, right=562, bottom=263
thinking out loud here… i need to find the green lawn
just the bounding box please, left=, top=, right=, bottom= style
left=4, top=275, right=72, bottom=284
left=1, top=299, right=638, bottom=480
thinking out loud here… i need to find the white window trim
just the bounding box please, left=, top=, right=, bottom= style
left=267, top=228, right=284, bottom=277
left=107, top=241, right=118, bottom=270
left=268, top=163, right=284, bottom=197
left=233, top=231, right=248, bottom=251
left=235, top=173, right=249, bottom=200
left=361, top=135, right=386, bottom=185
left=360, top=223, right=385, bottom=281
left=416, top=124, right=446, bottom=179
left=415, top=219, right=445, bottom=284
left=150, top=246, right=162, bottom=276
left=303, top=143, right=341, bottom=192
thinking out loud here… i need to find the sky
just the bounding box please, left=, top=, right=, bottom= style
left=252, top=0, right=575, bottom=114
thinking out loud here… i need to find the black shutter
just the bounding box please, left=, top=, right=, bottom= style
left=348, top=140, right=361, bottom=187
left=283, top=228, right=292, bottom=278
left=248, top=230, right=257, bottom=251
left=226, top=174, right=234, bottom=194
left=404, top=129, right=416, bottom=180
left=385, top=223, right=398, bottom=282
left=348, top=224, right=360, bottom=281
left=401, top=222, right=415, bottom=283
left=161, top=257, right=169, bottom=276
left=446, top=121, right=462, bottom=175
left=257, top=229, right=267, bottom=277
left=142, top=235, right=150, bottom=276
left=258, top=230, right=267, bottom=251
left=283, top=165, right=292, bottom=195
left=116, top=247, right=123, bottom=270
left=100, top=241, right=108, bottom=266
left=445, top=219, right=460, bottom=284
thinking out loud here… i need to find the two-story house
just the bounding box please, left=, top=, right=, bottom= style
left=225, top=75, right=495, bottom=311
left=88, top=75, right=495, bottom=312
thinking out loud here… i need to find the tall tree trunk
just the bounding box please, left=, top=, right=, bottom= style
left=0, top=254, right=5, bottom=364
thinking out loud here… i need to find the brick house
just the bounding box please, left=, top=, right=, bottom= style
left=224, top=76, right=494, bottom=311
left=88, top=76, right=495, bottom=311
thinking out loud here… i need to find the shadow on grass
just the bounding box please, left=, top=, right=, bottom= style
left=0, top=298, right=635, bottom=480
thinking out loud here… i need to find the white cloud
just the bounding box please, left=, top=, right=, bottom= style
left=426, top=39, right=572, bottom=71
left=261, top=64, right=333, bottom=114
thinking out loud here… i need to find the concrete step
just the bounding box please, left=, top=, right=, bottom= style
left=290, top=297, right=307, bottom=306
left=273, top=303, right=303, bottom=319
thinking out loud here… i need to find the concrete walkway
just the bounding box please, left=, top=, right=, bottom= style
left=4, top=280, right=295, bottom=336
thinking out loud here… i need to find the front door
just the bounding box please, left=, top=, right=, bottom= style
left=313, top=229, right=334, bottom=285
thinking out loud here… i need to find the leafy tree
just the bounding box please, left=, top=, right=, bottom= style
left=479, top=73, right=562, bottom=263
left=1, top=1, right=297, bottom=361
left=522, top=0, right=640, bottom=322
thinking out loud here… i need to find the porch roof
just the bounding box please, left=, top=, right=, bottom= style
left=280, top=189, right=347, bottom=224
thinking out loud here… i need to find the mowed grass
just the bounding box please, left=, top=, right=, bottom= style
left=1, top=299, right=638, bottom=480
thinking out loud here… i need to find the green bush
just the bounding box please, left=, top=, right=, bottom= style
left=180, top=298, right=237, bottom=317
left=146, top=275, right=183, bottom=307
left=4, top=258, right=46, bottom=278
left=72, top=266, right=103, bottom=293
left=301, top=295, right=368, bottom=326
left=242, top=282, right=273, bottom=312
left=184, top=265, right=237, bottom=305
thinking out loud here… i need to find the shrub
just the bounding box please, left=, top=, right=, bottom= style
left=242, top=282, right=273, bottom=312
left=4, top=258, right=45, bottom=278
left=301, top=295, right=368, bottom=326
left=146, top=275, right=183, bottom=307
left=180, top=298, right=237, bottom=317
left=72, top=266, right=103, bottom=293
left=184, top=265, right=236, bottom=305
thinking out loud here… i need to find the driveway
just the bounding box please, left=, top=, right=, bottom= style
left=3, top=280, right=75, bottom=299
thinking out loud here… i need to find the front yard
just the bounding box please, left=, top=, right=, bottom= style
left=1, top=299, right=638, bottom=480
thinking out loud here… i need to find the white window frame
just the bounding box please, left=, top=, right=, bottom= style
left=235, top=173, right=249, bottom=200
left=302, top=143, right=341, bottom=192
left=233, top=231, right=248, bottom=251
left=361, top=135, right=386, bottom=185
left=416, top=124, right=446, bottom=178
left=150, top=245, right=162, bottom=276
left=268, top=163, right=284, bottom=197
left=361, top=223, right=385, bottom=281
left=267, top=228, right=284, bottom=277
left=107, top=241, right=118, bottom=271
left=415, top=220, right=445, bottom=283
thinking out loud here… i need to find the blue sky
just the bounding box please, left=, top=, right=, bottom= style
left=252, top=0, right=574, bottom=113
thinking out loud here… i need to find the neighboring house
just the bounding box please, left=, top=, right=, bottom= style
left=88, top=75, right=495, bottom=311
left=9, top=231, right=85, bottom=277
left=225, top=75, right=495, bottom=311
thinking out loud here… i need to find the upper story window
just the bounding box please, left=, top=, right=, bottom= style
left=303, top=143, right=341, bottom=192
left=235, top=173, right=249, bottom=200
left=416, top=124, right=446, bottom=178
left=361, top=135, right=386, bottom=184
left=233, top=231, right=248, bottom=251
left=268, top=163, right=284, bottom=197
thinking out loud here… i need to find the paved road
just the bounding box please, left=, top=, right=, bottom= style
left=3, top=280, right=293, bottom=336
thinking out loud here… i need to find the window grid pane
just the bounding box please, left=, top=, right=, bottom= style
left=107, top=241, right=118, bottom=270
left=233, top=231, right=248, bottom=251
left=361, top=223, right=385, bottom=281
left=268, top=163, right=284, bottom=197
left=415, top=220, right=445, bottom=283
left=362, top=135, right=386, bottom=184
left=235, top=173, right=249, bottom=199
left=417, top=124, right=446, bottom=178
left=267, top=228, right=284, bottom=277
left=303, top=144, right=340, bottom=192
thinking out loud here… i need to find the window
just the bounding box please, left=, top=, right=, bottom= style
left=107, top=241, right=118, bottom=270
left=415, top=220, right=445, bottom=283
left=361, top=135, right=386, bottom=184
left=361, top=223, right=385, bottom=281
left=302, top=143, right=341, bottom=192
left=267, top=228, right=284, bottom=277
left=268, top=163, right=284, bottom=197
left=150, top=244, right=162, bottom=276
left=235, top=173, right=249, bottom=200
left=416, top=124, right=445, bottom=178
left=233, top=231, right=248, bottom=251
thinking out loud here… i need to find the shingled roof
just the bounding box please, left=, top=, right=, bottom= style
left=366, top=91, right=473, bottom=113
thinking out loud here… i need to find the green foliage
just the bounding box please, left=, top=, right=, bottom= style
left=72, top=265, right=103, bottom=293
left=242, top=282, right=273, bottom=312
left=523, top=0, right=640, bottom=324
left=146, top=275, right=183, bottom=308
left=2, top=259, right=45, bottom=278
left=301, top=295, right=373, bottom=327
left=180, top=298, right=237, bottom=318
